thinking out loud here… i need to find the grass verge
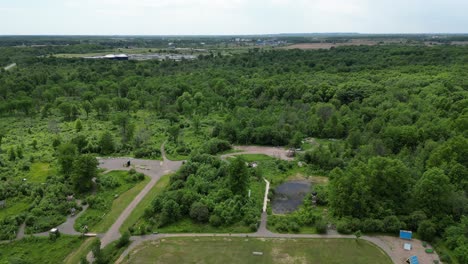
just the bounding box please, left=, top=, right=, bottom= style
left=120, top=174, right=171, bottom=234
left=64, top=237, right=97, bottom=264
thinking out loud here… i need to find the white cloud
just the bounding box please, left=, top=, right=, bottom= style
left=1, top=0, right=467, bottom=34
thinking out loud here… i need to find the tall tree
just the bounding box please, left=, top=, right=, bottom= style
left=57, top=143, right=77, bottom=176
left=72, top=154, right=98, bottom=193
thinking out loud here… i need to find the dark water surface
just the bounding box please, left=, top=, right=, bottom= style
left=272, top=180, right=312, bottom=214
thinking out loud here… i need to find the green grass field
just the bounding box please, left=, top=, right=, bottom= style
left=124, top=237, right=392, bottom=264
left=75, top=171, right=149, bottom=233
left=0, top=236, right=84, bottom=264
left=120, top=173, right=171, bottom=234
left=27, top=162, right=55, bottom=183
left=0, top=198, right=30, bottom=220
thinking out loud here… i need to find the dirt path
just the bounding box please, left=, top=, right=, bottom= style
left=221, top=145, right=293, bottom=161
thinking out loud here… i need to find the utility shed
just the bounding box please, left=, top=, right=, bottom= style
left=400, top=230, right=412, bottom=240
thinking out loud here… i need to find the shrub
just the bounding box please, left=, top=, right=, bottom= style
left=116, top=232, right=130, bottom=248
left=316, top=219, right=328, bottom=234
left=202, top=138, right=231, bottom=155
left=209, top=214, right=222, bottom=227
left=383, top=215, right=401, bottom=233
left=418, top=220, right=437, bottom=242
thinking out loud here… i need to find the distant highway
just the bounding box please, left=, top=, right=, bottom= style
left=4, top=63, right=17, bottom=71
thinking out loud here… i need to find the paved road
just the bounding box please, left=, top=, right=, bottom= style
left=86, top=143, right=183, bottom=262
left=57, top=203, right=89, bottom=235
left=4, top=63, right=16, bottom=71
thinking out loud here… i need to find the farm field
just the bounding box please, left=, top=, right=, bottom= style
left=123, top=237, right=392, bottom=264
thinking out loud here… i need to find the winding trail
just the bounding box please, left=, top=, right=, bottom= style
left=86, top=143, right=183, bottom=261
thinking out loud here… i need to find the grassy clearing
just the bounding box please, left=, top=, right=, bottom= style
left=64, top=237, right=97, bottom=264
left=0, top=236, right=83, bottom=264
left=236, top=154, right=273, bottom=162
left=75, top=171, right=147, bottom=233
left=0, top=198, right=30, bottom=220
left=120, top=174, right=171, bottom=234
left=124, top=237, right=392, bottom=264
left=27, top=162, right=54, bottom=183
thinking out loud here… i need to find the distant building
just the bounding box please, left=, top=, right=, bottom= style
left=84, top=54, right=128, bottom=60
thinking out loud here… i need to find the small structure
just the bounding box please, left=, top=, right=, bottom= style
left=66, top=195, right=74, bottom=202
left=400, top=230, right=413, bottom=240
left=248, top=162, right=258, bottom=168
left=0, top=200, right=5, bottom=208
left=406, top=255, right=419, bottom=264
left=404, top=243, right=412, bottom=251
left=286, top=148, right=296, bottom=157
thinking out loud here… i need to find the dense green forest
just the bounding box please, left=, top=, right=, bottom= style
left=0, top=43, right=467, bottom=262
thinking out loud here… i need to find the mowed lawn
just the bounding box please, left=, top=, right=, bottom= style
left=27, top=162, right=55, bottom=183
left=124, top=237, right=392, bottom=264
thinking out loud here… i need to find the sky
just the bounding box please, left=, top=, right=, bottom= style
left=0, top=0, right=467, bottom=35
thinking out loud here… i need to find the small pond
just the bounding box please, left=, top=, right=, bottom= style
left=271, top=180, right=312, bottom=214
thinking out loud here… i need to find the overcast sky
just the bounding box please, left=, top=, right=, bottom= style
left=0, top=0, right=467, bottom=35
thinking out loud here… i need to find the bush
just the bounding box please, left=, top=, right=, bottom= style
left=337, top=218, right=360, bottom=234
left=361, top=218, right=384, bottom=233
left=202, top=138, right=231, bottom=155
left=134, top=148, right=161, bottom=159
left=316, top=219, right=328, bottom=234
left=418, top=220, right=437, bottom=242
left=209, top=214, right=222, bottom=227
left=116, top=232, right=130, bottom=248
left=383, top=215, right=401, bottom=233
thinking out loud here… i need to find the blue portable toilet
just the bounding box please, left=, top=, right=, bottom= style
left=400, top=230, right=412, bottom=240
left=407, top=255, right=419, bottom=264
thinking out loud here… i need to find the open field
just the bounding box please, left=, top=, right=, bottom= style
left=282, top=39, right=407, bottom=50
left=0, top=236, right=83, bottom=264
left=123, top=237, right=392, bottom=264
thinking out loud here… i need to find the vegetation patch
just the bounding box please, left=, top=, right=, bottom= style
left=75, top=170, right=146, bottom=233
left=0, top=236, right=83, bottom=264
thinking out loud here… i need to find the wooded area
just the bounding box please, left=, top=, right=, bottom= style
left=0, top=42, right=467, bottom=263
